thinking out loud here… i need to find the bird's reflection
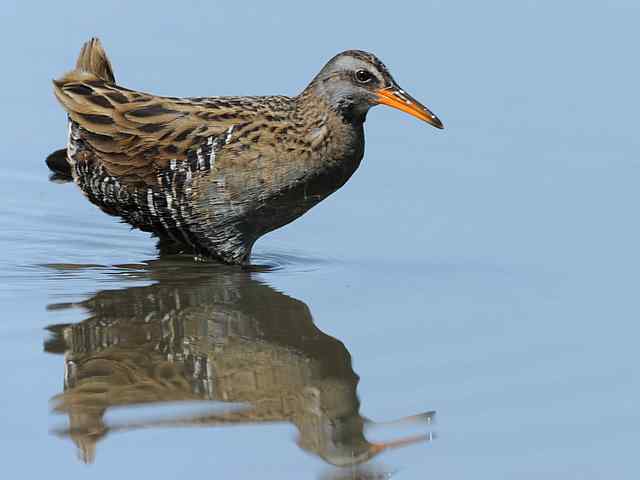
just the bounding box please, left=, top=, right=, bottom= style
left=45, top=259, right=433, bottom=475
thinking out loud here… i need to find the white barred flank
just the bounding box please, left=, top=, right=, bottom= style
left=64, top=120, right=238, bottom=259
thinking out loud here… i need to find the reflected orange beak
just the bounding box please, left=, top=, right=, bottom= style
left=376, top=87, right=444, bottom=129
left=369, top=433, right=432, bottom=457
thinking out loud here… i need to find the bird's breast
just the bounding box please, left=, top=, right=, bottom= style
left=203, top=120, right=365, bottom=239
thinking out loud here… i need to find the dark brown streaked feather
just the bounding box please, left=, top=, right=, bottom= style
left=53, top=39, right=296, bottom=184
left=53, top=78, right=245, bottom=181
left=52, top=73, right=300, bottom=185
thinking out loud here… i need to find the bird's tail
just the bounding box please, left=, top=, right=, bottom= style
left=71, top=37, right=115, bottom=83
left=47, top=38, right=116, bottom=180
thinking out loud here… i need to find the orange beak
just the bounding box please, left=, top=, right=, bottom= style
left=376, top=87, right=444, bottom=129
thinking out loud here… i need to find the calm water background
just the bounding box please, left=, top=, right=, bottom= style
left=1, top=0, right=639, bottom=478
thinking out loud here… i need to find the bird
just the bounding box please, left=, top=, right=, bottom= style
left=48, top=38, right=443, bottom=264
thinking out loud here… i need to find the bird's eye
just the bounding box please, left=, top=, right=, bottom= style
left=355, top=69, right=373, bottom=84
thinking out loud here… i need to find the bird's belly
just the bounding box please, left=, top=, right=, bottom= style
left=236, top=151, right=365, bottom=239
left=69, top=141, right=363, bottom=264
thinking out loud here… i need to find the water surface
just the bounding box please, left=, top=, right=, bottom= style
left=1, top=1, right=640, bottom=478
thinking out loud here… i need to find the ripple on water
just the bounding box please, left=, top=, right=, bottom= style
left=15, top=246, right=339, bottom=294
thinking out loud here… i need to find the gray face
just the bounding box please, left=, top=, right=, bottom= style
left=309, top=50, right=398, bottom=121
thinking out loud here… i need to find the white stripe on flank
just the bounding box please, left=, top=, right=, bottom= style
left=224, top=125, right=235, bottom=144
left=146, top=189, right=156, bottom=216
left=197, top=147, right=205, bottom=169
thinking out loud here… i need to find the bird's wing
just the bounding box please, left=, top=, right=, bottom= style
left=53, top=73, right=255, bottom=184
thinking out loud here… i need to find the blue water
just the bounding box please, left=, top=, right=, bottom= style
left=1, top=1, right=639, bottom=478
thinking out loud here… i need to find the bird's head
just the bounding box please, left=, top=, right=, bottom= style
left=306, top=50, right=443, bottom=128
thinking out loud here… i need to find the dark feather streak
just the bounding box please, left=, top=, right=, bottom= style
left=174, top=127, right=195, bottom=142
left=87, top=95, right=112, bottom=108
left=64, top=83, right=94, bottom=96
left=138, top=123, right=165, bottom=133
left=128, top=104, right=179, bottom=118
left=79, top=113, right=114, bottom=125
left=104, top=91, right=128, bottom=103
